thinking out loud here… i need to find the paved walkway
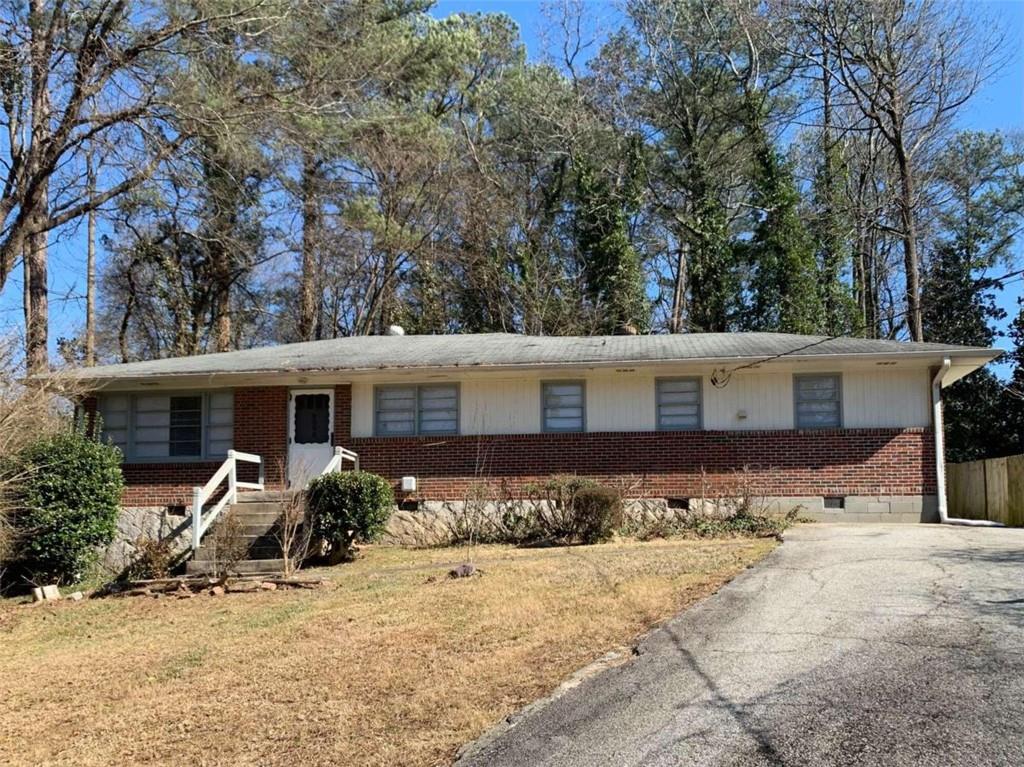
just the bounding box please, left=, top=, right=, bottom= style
left=458, top=524, right=1024, bottom=767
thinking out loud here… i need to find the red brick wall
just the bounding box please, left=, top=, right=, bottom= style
left=122, top=462, right=224, bottom=506
left=350, top=428, right=936, bottom=500
left=334, top=384, right=352, bottom=445
left=233, top=387, right=288, bottom=488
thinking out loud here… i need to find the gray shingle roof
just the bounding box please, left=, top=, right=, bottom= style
left=70, top=332, right=1000, bottom=384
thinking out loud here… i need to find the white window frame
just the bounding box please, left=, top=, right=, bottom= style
left=541, top=380, right=586, bottom=433
left=97, top=391, right=235, bottom=462
left=793, top=373, right=843, bottom=429
left=656, top=377, right=703, bottom=431
left=373, top=383, right=460, bottom=437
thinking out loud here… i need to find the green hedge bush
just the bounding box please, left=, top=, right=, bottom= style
left=15, top=428, right=124, bottom=584
left=306, top=471, right=393, bottom=561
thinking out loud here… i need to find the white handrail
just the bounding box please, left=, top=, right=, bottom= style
left=320, top=446, right=360, bottom=476
left=192, top=449, right=264, bottom=550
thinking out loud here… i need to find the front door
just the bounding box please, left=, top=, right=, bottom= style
left=288, top=389, right=334, bottom=487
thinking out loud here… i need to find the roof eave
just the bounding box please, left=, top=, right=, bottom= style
left=71, top=347, right=1003, bottom=390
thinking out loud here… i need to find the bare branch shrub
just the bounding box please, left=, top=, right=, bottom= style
left=521, top=475, right=598, bottom=541
left=276, top=491, right=313, bottom=576
left=688, top=466, right=799, bottom=538
left=206, top=508, right=249, bottom=579
left=387, top=481, right=534, bottom=548
left=125, top=536, right=176, bottom=580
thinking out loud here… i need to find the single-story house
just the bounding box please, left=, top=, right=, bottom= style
left=73, top=332, right=997, bottom=553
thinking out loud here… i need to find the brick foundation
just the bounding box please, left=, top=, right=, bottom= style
left=104, top=383, right=936, bottom=508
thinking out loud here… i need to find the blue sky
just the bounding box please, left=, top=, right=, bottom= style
left=3, top=0, right=1023, bottom=364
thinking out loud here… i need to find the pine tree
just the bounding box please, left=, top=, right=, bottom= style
left=1003, top=300, right=1024, bottom=457
left=921, top=132, right=1023, bottom=460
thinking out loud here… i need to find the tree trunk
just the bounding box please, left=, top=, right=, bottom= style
left=25, top=211, right=48, bottom=374
left=24, top=0, right=51, bottom=374
left=669, top=242, right=687, bottom=333
left=214, top=284, right=232, bottom=352
left=298, top=152, right=322, bottom=341
left=894, top=144, right=923, bottom=341
left=85, top=153, right=96, bottom=366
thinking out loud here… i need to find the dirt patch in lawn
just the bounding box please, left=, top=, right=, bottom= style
left=0, top=537, right=775, bottom=767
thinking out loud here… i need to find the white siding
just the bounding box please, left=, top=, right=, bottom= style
left=463, top=378, right=539, bottom=434
left=702, top=371, right=793, bottom=430
left=842, top=368, right=930, bottom=428
left=348, top=364, right=932, bottom=437
left=587, top=374, right=656, bottom=431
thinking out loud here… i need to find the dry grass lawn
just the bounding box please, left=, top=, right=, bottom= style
left=0, top=537, right=775, bottom=767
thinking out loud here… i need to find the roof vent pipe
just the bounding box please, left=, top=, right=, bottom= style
left=932, top=356, right=1002, bottom=527
left=386, top=325, right=405, bottom=336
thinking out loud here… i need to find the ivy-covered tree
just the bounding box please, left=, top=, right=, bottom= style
left=574, top=151, right=649, bottom=334
left=740, top=98, right=824, bottom=334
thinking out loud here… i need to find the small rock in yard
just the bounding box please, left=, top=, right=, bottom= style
left=68, top=591, right=84, bottom=602
left=448, top=563, right=477, bottom=579
left=260, top=581, right=278, bottom=591
left=210, top=586, right=225, bottom=596
left=41, top=584, right=61, bottom=601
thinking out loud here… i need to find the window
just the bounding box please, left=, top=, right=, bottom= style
left=418, top=385, right=459, bottom=435
left=206, top=392, right=234, bottom=455
left=542, top=381, right=585, bottom=432
left=374, top=384, right=459, bottom=436
left=656, top=378, right=702, bottom=430
left=97, top=391, right=234, bottom=461
left=294, top=393, right=330, bottom=444
left=794, top=374, right=842, bottom=429
left=97, top=394, right=129, bottom=455
left=169, top=396, right=202, bottom=456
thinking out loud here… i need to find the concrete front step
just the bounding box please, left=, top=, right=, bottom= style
left=226, top=512, right=283, bottom=528
left=185, top=558, right=286, bottom=575
left=192, top=532, right=283, bottom=560
left=237, top=523, right=283, bottom=536
left=228, top=502, right=289, bottom=516
left=193, top=549, right=284, bottom=563
left=188, top=490, right=304, bottom=574
left=235, top=490, right=302, bottom=504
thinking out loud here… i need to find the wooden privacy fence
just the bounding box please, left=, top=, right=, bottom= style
left=947, top=454, right=1024, bottom=526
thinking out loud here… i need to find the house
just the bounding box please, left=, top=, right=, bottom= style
left=74, top=332, right=997, bottom=565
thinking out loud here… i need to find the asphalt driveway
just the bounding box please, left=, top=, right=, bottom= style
left=457, top=524, right=1024, bottom=767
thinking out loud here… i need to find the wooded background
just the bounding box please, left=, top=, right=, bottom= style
left=1, top=0, right=1023, bottom=460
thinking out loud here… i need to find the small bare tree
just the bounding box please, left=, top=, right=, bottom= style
left=276, top=490, right=313, bottom=577
left=797, top=0, right=1005, bottom=340
left=206, top=508, right=249, bottom=581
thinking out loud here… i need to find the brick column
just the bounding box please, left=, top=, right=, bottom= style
left=334, top=384, right=352, bottom=447
left=234, top=387, right=289, bottom=488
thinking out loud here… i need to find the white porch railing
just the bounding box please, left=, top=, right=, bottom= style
left=191, top=450, right=264, bottom=550
left=321, top=446, right=360, bottom=475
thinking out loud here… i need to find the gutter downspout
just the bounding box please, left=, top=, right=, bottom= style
left=931, top=357, right=1003, bottom=527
